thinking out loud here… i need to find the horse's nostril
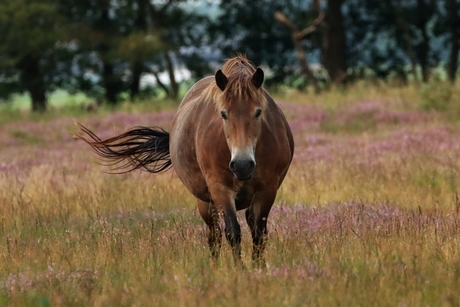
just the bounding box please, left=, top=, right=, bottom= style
left=229, top=160, right=236, bottom=171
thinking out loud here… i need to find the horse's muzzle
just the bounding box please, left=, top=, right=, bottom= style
left=229, top=159, right=256, bottom=181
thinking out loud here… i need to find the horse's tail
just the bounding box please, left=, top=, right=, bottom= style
left=74, top=122, right=172, bottom=174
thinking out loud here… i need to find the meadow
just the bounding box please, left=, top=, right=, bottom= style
left=1, top=81, right=460, bottom=306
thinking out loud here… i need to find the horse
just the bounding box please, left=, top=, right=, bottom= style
left=76, top=55, right=294, bottom=267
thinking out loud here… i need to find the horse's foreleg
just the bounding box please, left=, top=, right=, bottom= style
left=197, top=200, right=222, bottom=258
left=246, top=191, right=276, bottom=268
left=208, top=186, right=243, bottom=265
left=209, top=189, right=242, bottom=265
left=223, top=207, right=242, bottom=263
left=246, top=207, right=268, bottom=267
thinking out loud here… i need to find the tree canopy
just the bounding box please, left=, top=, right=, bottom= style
left=0, top=0, right=459, bottom=111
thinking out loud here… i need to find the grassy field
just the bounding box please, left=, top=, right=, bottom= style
left=1, top=82, right=460, bottom=306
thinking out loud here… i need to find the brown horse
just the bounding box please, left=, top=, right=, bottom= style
left=76, top=55, right=294, bottom=266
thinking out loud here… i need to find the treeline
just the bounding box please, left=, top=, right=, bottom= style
left=0, top=0, right=459, bottom=111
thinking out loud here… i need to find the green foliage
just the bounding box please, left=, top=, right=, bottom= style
left=116, top=33, right=164, bottom=62
left=9, top=130, right=44, bottom=145
left=0, top=0, right=459, bottom=111
left=0, top=0, right=71, bottom=107
left=210, top=0, right=302, bottom=86
left=419, top=80, right=454, bottom=111
left=0, top=0, right=65, bottom=56
left=26, top=292, right=51, bottom=307
left=0, top=0, right=211, bottom=110
left=320, top=111, right=377, bottom=133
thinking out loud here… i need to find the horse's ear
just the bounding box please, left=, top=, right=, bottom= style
left=215, top=70, right=228, bottom=91
left=251, top=68, right=264, bottom=88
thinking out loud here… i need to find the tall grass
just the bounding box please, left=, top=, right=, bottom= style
left=1, top=81, right=460, bottom=306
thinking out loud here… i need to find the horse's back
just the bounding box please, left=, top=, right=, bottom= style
left=170, top=76, right=216, bottom=202
left=264, top=90, right=294, bottom=161
left=178, top=76, right=214, bottom=110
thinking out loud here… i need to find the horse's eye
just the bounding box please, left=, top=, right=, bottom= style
left=220, top=110, right=228, bottom=120
left=255, top=108, right=262, bottom=119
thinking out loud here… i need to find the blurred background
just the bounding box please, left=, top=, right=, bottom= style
left=0, top=0, right=459, bottom=112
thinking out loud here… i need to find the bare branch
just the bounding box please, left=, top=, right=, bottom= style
left=275, top=11, right=324, bottom=40
left=145, top=67, right=170, bottom=97
left=274, top=11, right=299, bottom=32
left=274, top=11, right=321, bottom=93
left=295, top=13, right=325, bottom=39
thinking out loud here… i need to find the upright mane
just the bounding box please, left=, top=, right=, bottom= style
left=204, top=55, right=266, bottom=109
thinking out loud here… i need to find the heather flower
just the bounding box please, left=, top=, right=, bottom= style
left=2, top=266, right=98, bottom=293
left=269, top=201, right=460, bottom=239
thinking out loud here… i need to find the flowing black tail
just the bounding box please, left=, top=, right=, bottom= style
left=75, top=122, right=172, bottom=174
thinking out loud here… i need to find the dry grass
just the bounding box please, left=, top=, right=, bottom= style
left=1, top=81, right=460, bottom=306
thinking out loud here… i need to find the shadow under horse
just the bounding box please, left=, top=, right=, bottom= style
left=76, top=55, right=294, bottom=267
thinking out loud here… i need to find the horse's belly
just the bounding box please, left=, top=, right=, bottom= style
left=170, top=120, right=210, bottom=203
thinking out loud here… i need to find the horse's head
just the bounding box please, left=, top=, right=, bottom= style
left=215, top=66, right=265, bottom=181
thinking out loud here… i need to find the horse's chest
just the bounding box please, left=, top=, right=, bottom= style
left=234, top=186, right=256, bottom=211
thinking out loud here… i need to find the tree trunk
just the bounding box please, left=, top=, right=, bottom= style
left=321, top=0, right=347, bottom=83
left=419, top=26, right=430, bottom=83
left=416, top=0, right=430, bottom=82
left=397, top=0, right=418, bottom=82
left=102, top=62, right=121, bottom=104
left=447, top=0, right=459, bottom=83
left=146, top=67, right=170, bottom=97
left=128, top=0, right=149, bottom=101
left=292, top=35, right=321, bottom=92
left=130, top=61, right=143, bottom=100
left=18, top=55, right=47, bottom=112
left=164, top=52, right=179, bottom=99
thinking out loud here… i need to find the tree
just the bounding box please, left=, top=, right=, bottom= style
left=275, top=0, right=348, bottom=87
left=60, top=0, right=144, bottom=104
left=210, top=0, right=302, bottom=87
left=0, top=0, right=71, bottom=111
left=320, top=0, right=347, bottom=84
left=213, top=0, right=348, bottom=89
left=274, top=10, right=323, bottom=92
left=407, top=0, right=437, bottom=82
left=445, top=0, right=460, bottom=82
left=353, top=0, right=440, bottom=83
left=145, top=1, right=211, bottom=99
left=60, top=0, right=208, bottom=103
